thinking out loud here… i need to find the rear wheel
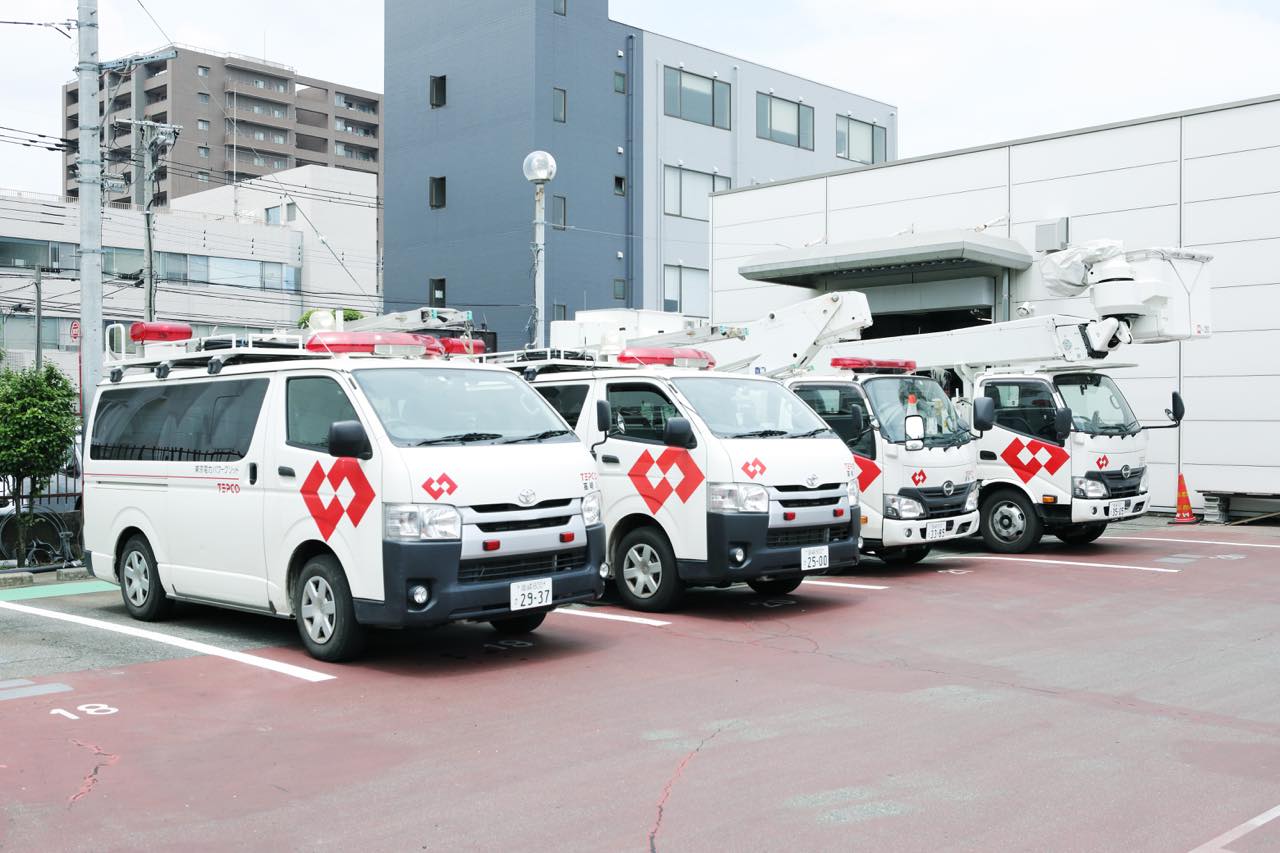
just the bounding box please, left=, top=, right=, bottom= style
left=980, top=490, right=1043, bottom=553
left=1055, top=522, right=1107, bottom=546
left=490, top=612, right=547, bottom=634
left=878, top=545, right=930, bottom=566
left=747, top=577, right=803, bottom=596
left=615, top=527, right=684, bottom=612
left=293, top=555, right=365, bottom=662
left=118, top=535, right=174, bottom=621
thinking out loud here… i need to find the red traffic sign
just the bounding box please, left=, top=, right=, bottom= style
left=69, top=320, right=81, bottom=343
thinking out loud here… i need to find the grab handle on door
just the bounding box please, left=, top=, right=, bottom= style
left=979, top=451, right=997, bottom=461
left=601, top=454, right=620, bottom=464
left=278, top=466, right=296, bottom=478
left=249, top=463, right=258, bottom=485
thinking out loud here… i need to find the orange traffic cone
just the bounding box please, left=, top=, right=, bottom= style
left=1170, top=473, right=1200, bottom=525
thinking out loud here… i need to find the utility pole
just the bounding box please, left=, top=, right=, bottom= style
left=125, top=119, right=179, bottom=321
left=33, top=266, right=43, bottom=370
left=76, top=0, right=103, bottom=417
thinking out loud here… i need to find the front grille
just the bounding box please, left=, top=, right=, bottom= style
left=774, top=483, right=841, bottom=492
left=470, top=498, right=572, bottom=513
left=778, top=496, right=840, bottom=508
left=1094, top=467, right=1145, bottom=498
left=899, top=483, right=973, bottom=518
left=766, top=524, right=850, bottom=548
left=457, top=547, right=587, bottom=584
left=475, top=516, right=570, bottom=533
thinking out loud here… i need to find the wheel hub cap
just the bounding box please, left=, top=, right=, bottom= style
left=301, top=576, right=337, bottom=644
left=991, top=502, right=1026, bottom=542
left=122, top=551, right=149, bottom=606
left=622, top=544, right=662, bottom=598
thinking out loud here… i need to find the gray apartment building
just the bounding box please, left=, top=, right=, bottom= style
left=384, top=0, right=897, bottom=347
left=61, top=45, right=381, bottom=217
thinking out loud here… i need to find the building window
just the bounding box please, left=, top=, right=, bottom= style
left=273, top=158, right=287, bottom=169
left=286, top=202, right=297, bottom=221
left=613, top=71, right=627, bottom=94
left=198, top=93, right=210, bottom=104
left=197, top=65, right=210, bottom=77
left=253, top=155, right=266, bottom=166
left=551, top=194, right=566, bottom=229
left=663, top=67, right=731, bottom=130
left=553, top=303, right=567, bottom=321
left=271, top=131, right=287, bottom=144
left=553, top=87, right=567, bottom=122
left=253, top=129, right=266, bottom=141
left=873, top=125, right=887, bottom=163
left=197, top=119, right=210, bottom=131
left=835, top=115, right=887, bottom=164
left=430, top=75, right=446, bottom=108
left=197, top=146, right=209, bottom=158
left=756, top=93, right=814, bottom=150
left=429, top=176, right=446, bottom=209
left=663, top=166, right=730, bottom=221
left=265, top=206, right=280, bottom=224
left=196, top=171, right=210, bottom=182
left=254, top=78, right=265, bottom=89
left=662, top=265, right=709, bottom=316
left=613, top=176, right=626, bottom=196
left=554, top=0, right=566, bottom=14
left=613, top=278, right=627, bottom=300
left=428, top=277, right=446, bottom=307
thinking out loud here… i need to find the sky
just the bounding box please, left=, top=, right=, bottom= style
left=1, top=0, right=1278, bottom=194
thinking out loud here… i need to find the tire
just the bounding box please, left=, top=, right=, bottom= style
left=292, top=555, right=365, bottom=662
left=118, top=534, right=174, bottom=621
left=1055, top=522, right=1107, bottom=546
left=615, top=527, right=684, bottom=612
left=878, top=545, right=930, bottom=566
left=747, top=577, right=803, bottom=596
left=490, top=612, right=547, bottom=634
left=980, top=489, right=1044, bottom=554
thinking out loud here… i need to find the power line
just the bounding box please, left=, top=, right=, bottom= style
left=130, top=1, right=172, bottom=44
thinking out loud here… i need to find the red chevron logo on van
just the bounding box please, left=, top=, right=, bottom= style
left=629, top=449, right=704, bottom=514
left=1000, top=437, right=1070, bottom=484
left=300, top=458, right=375, bottom=541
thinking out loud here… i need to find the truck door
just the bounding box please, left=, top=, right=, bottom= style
left=979, top=378, right=1072, bottom=502
left=792, top=382, right=881, bottom=523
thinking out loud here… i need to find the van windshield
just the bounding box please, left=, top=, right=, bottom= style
left=670, top=376, right=833, bottom=440
left=354, top=368, right=577, bottom=446
left=1054, top=372, right=1139, bottom=435
left=862, top=375, right=970, bottom=447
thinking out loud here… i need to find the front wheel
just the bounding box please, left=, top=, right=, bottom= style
left=615, top=527, right=684, bottom=612
left=980, top=490, right=1044, bottom=553
left=490, top=612, right=547, bottom=634
left=747, top=577, right=803, bottom=596
left=878, top=545, right=930, bottom=566
left=1055, top=522, right=1107, bottom=546
left=293, top=555, right=365, bottom=662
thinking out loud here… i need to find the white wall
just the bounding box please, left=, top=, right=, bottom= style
left=710, top=96, right=1280, bottom=511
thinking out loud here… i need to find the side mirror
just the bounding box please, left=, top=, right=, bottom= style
left=596, top=399, right=612, bottom=433
left=328, top=420, right=372, bottom=460
left=662, top=417, right=695, bottom=448
left=849, top=407, right=864, bottom=436
left=1168, top=391, right=1185, bottom=423
left=1054, top=407, right=1074, bottom=442
left=904, top=414, right=925, bottom=441
left=972, top=396, right=995, bottom=433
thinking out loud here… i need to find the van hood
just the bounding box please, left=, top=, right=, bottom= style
left=384, top=441, right=596, bottom=507
left=721, top=437, right=853, bottom=489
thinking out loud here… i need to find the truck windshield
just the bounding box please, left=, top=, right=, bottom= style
left=1054, top=373, right=1139, bottom=435
left=354, top=368, right=577, bottom=446
left=862, top=375, right=970, bottom=447
left=670, top=376, right=833, bottom=440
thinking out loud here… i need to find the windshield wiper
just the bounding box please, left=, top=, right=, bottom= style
left=727, top=429, right=789, bottom=439
left=789, top=427, right=834, bottom=439
left=499, top=429, right=574, bottom=444
left=416, top=432, right=502, bottom=446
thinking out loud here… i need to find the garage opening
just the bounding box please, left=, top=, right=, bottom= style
left=862, top=306, right=991, bottom=340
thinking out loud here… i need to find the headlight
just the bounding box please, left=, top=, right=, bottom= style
left=708, top=482, right=769, bottom=514
left=1072, top=477, right=1109, bottom=500
left=963, top=485, right=979, bottom=513
left=581, top=490, right=602, bottom=525
left=1139, top=469, right=1148, bottom=493
left=884, top=494, right=925, bottom=520
left=846, top=477, right=860, bottom=507
left=383, top=503, right=461, bottom=541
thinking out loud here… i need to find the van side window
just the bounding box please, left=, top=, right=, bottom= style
left=90, top=379, right=268, bottom=461
left=793, top=384, right=874, bottom=459
left=287, top=377, right=360, bottom=452
left=605, top=383, right=679, bottom=443
left=536, top=384, right=589, bottom=428
left=983, top=380, right=1059, bottom=443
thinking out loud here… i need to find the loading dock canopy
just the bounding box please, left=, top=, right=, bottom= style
left=738, top=229, right=1034, bottom=286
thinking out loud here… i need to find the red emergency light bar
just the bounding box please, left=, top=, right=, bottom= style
left=305, top=331, right=445, bottom=356
left=830, top=356, right=917, bottom=374
left=130, top=321, right=193, bottom=343
left=441, top=337, right=486, bottom=355
left=618, top=346, right=717, bottom=369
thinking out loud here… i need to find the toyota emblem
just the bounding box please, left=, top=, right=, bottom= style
left=517, top=489, right=537, bottom=506
left=942, top=481, right=955, bottom=496
left=1121, top=465, right=1131, bottom=479
left=805, top=474, right=818, bottom=488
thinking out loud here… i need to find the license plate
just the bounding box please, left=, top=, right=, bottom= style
left=510, top=577, right=553, bottom=611
left=925, top=521, right=948, bottom=541
left=801, top=545, right=829, bottom=571
left=1108, top=499, right=1130, bottom=518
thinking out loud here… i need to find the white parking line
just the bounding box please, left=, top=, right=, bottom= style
left=936, top=555, right=1179, bottom=574
left=556, top=606, right=670, bottom=627
left=0, top=600, right=336, bottom=683
left=1109, top=536, right=1280, bottom=550
left=803, top=580, right=890, bottom=591
left=1188, top=802, right=1280, bottom=852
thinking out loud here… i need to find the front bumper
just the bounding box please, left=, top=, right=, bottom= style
left=1071, top=493, right=1150, bottom=524
left=878, top=511, right=979, bottom=548
left=677, top=511, right=860, bottom=585
left=353, top=524, right=606, bottom=627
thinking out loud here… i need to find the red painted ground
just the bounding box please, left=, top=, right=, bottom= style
left=3, top=531, right=1280, bottom=851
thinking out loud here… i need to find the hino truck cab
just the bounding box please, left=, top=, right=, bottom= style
left=786, top=357, right=993, bottom=566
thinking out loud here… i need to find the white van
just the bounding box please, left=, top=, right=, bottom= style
left=489, top=347, right=860, bottom=611
left=84, top=324, right=606, bottom=661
